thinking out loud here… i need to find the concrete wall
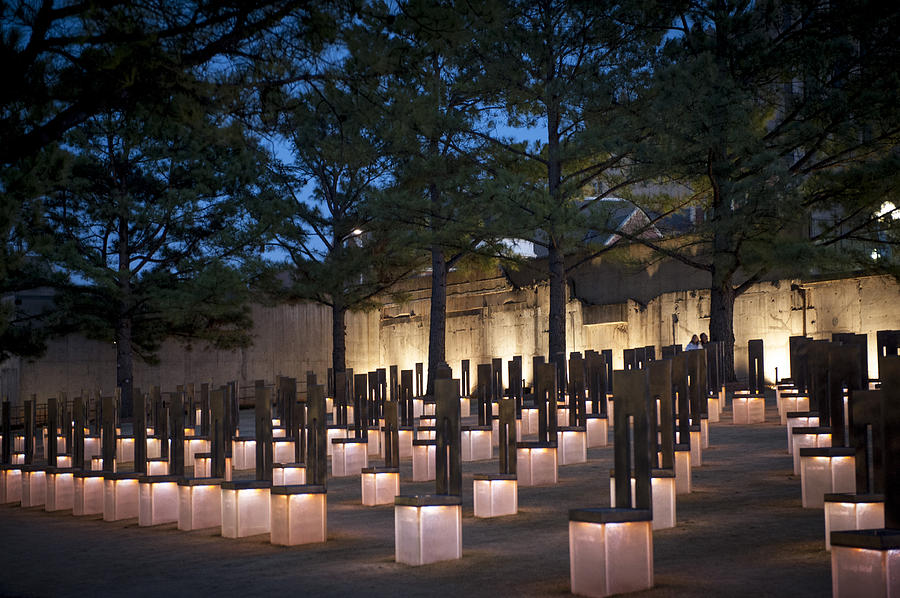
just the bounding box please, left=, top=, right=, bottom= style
left=3, top=269, right=898, bottom=404
left=2, top=302, right=336, bottom=403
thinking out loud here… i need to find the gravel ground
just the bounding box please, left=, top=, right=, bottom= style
left=0, top=393, right=831, bottom=597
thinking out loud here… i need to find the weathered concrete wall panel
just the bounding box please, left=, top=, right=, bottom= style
left=3, top=271, right=898, bottom=404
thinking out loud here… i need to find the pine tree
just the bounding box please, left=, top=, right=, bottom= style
left=472, top=0, right=672, bottom=369
left=358, top=0, right=520, bottom=395
left=261, top=73, right=417, bottom=380
left=630, top=0, right=900, bottom=380
left=43, top=96, right=270, bottom=415
left=0, top=1, right=326, bottom=366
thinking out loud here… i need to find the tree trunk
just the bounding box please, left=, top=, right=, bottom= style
left=709, top=267, right=736, bottom=383
left=332, top=300, right=347, bottom=377
left=708, top=181, right=738, bottom=383
left=116, top=213, right=133, bottom=418
left=546, top=87, right=565, bottom=367
left=547, top=241, right=567, bottom=362
left=426, top=245, right=447, bottom=397
left=115, top=315, right=134, bottom=419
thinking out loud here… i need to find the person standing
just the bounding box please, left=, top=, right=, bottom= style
left=686, top=334, right=701, bottom=350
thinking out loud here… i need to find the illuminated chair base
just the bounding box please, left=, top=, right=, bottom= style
left=398, top=428, right=414, bottom=459
left=776, top=390, right=801, bottom=420
left=473, top=474, right=517, bottom=518
left=83, top=436, right=101, bottom=461
left=690, top=427, right=702, bottom=466
left=831, top=530, right=900, bottom=598
left=231, top=438, right=257, bottom=470
left=221, top=480, right=272, bottom=538
left=46, top=434, right=66, bottom=456
left=21, top=466, right=47, bottom=508
left=146, top=436, right=162, bottom=459
left=184, top=437, right=211, bottom=469
left=520, top=408, right=539, bottom=436
left=270, top=485, right=327, bottom=546
left=55, top=455, right=72, bottom=468
left=732, top=396, right=765, bottom=424
left=609, top=470, right=676, bottom=530
left=416, top=426, right=436, bottom=441
left=775, top=383, right=792, bottom=404
left=569, top=508, right=654, bottom=598
left=273, top=463, right=307, bottom=486
left=272, top=426, right=286, bottom=439
left=557, top=407, right=571, bottom=429
left=73, top=471, right=105, bottom=516
left=558, top=427, right=587, bottom=466
left=116, top=436, right=135, bottom=463
left=792, top=427, right=832, bottom=475
left=700, top=417, right=709, bottom=450
left=177, top=478, right=223, bottom=531
left=193, top=453, right=212, bottom=478
left=103, top=473, right=142, bottom=521
left=799, top=448, right=856, bottom=508
left=272, top=438, right=295, bottom=465
left=412, top=399, right=424, bottom=420
left=779, top=395, right=809, bottom=425
left=325, top=426, right=349, bottom=458
left=516, top=442, right=558, bottom=487
left=823, top=493, right=885, bottom=550
left=674, top=447, right=692, bottom=494
left=331, top=439, right=368, bottom=477
left=138, top=475, right=180, bottom=526
left=607, top=397, right=614, bottom=428
left=586, top=416, right=608, bottom=448
left=412, top=440, right=436, bottom=482
left=707, top=396, right=720, bottom=423
left=11, top=452, right=25, bottom=465
left=0, top=466, right=22, bottom=504
left=459, top=397, right=471, bottom=418
left=367, top=428, right=382, bottom=458
left=461, top=426, right=493, bottom=462
left=45, top=468, right=76, bottom=512
left=394, top=494, right=462, bottom=566
left=785, top=412, right=819, bottom=454
left=361, top=467, right=400, bottom=506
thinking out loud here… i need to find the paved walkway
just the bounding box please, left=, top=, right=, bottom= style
left=0, top=394, right=830, bottom=597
